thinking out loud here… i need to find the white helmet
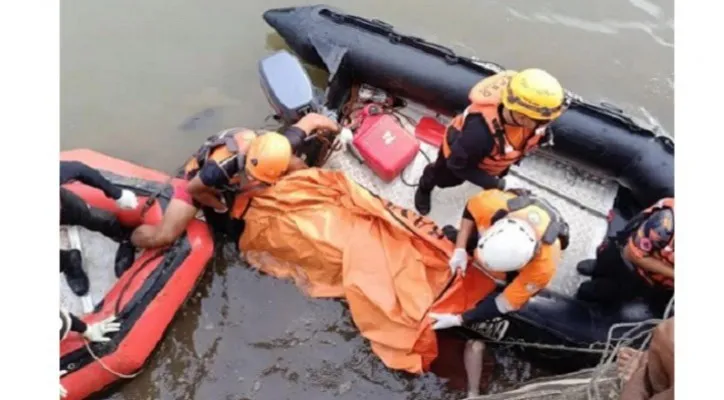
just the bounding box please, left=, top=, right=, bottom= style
left=476, top=217, right=538, bottom=272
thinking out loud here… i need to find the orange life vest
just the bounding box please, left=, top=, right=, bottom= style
left=442, top=71, right=549, bottom=176
left=466, top=189, right=569, bottom=310
left=620, top=198, right=675, bottom=288
left=183, top=128, right=258, bottom=193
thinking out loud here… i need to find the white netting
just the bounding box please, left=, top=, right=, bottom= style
left=469, top=296, right=675, bottom=400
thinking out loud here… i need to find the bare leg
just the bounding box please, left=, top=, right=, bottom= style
left=131, top=199, right=198, bottom=249
left=464, top=340, right=486, bottom=397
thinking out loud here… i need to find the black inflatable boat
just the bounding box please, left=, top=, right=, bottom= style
left=261, top=4, right=673, bottom=371
left=262, top=5, right=674, bottom=209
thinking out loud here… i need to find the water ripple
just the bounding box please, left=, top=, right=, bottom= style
left=507, top=8, right=673, bottom=48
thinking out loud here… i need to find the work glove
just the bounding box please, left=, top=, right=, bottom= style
left=449, top=248, right=469, bottom=276
left=115, top=189, right=139, bottom=210
left=60, top=370, right=68, bottom=398
left=83, top=315, right=121, bottom=343
left=338, top=127, right=354, bottom=145
left=428, top=312, right=463, bottom=330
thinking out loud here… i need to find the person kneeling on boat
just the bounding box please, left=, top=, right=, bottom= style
left=576, top=198, right=674, bottom=312
left=427, top=188, right=569, bottom=397
left=59, top=308, right=121, bottom=398
left=61, top=161, right=139, bottom=296
left=124, top=112, right=341, bottom=251
left=414, top=68, right=568, bottom=216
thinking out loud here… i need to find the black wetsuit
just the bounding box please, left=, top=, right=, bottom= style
left=60, top=310, right=87, bottom=340
left=418, top=115, right=504, bottom=192
left=68, top=312, right=87, bottom=333
left=60, top=161, right=127, bottom=273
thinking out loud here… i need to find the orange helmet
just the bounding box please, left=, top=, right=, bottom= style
left=245, top=132, right=293, bottom=184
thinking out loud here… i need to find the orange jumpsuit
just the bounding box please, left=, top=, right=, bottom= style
left=461, top=189, right=567, bottom=323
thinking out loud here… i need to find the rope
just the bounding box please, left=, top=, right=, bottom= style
left=81, top=338, right=143, bottom=379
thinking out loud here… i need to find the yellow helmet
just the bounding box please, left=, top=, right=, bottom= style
left=245, top=132, right=293, bottom=184
left=502, top=69, right=566, bottom=121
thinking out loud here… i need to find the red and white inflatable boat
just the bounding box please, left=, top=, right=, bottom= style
left=59, top=149, right=214, bottom=400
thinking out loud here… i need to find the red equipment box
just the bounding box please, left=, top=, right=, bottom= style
left=352, top=105, right=420, bottom=182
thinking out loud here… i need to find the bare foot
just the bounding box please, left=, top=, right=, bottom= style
left=617, top=347, right=645, bottom=382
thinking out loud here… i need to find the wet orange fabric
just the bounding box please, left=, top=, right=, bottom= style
left=235, top=168, right=496, bottom=373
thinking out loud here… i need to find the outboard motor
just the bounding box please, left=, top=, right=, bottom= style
left=258, top=50, right=340, bottom=166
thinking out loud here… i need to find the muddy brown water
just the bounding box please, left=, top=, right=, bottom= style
left=61, top=0, right=673, bottom=398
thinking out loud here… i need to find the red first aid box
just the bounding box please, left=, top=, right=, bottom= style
left=352, top=109, right=420, bottom=182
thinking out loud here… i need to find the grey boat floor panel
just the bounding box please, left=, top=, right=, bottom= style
left=60, top=226, right=119, bottom=317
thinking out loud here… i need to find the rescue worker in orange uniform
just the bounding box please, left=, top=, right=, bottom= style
left=122, top=113, right=340, bottom=256
left=576, top=198, right=674, bottom=312
left=414, top=68, right=568, bottom=216
left=428, top=188, right=569, bottom=397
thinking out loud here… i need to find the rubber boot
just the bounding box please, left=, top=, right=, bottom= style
left=414, top=187, right=432, bottom=215
left=61, top=249, right=89, bottom=296
left=442, top=225, right=458, bottom=242
left=113, top=226, right=137, bottom=278
left=114, top=239, right=136, bottom=278
left=576, top=259, right=597, bottom=277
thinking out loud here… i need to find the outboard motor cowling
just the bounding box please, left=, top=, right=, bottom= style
left=259, top=50, right=317, bottom=124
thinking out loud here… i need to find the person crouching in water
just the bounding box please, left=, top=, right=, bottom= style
left=414, top=68, right=568, bottom=216
left=575, top=197, right=674, bottom=313
left=121, top=113, right=341, bottom=254
left=428, top=187, right=569, bottom=397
